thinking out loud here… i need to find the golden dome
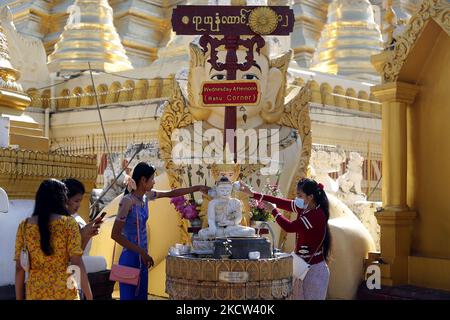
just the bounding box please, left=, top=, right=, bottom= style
left=48, top=0, right=132, bottom=74
left=311, top=0, right=383, bottom=81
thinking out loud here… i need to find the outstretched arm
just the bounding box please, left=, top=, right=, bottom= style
left=238, top=180, right=297, bottom=213
left=252, top=192, right=295, bottom=212
left=148, top=185, right=210, bottom=199
left=262, top=201, right=306, bottom=233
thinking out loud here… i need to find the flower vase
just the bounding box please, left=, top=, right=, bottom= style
left=250, top=220, right=264, bottom=229
left=189, top=218, right=202, bottom=228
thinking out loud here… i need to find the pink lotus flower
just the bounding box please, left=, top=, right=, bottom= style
left=170, top=196, right=199, bottom=220
left=249, top=199, right=258, bottom=208
left=170, top=196, right=185, bottom=207
left=257, top=201, right=265, bottom=210
left=183, top=204, right=198, bottom=220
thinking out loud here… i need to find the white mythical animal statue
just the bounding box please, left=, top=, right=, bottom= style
left=338, top=152, right=365, bottom=195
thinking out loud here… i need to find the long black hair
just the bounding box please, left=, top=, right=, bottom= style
left=62, top=178, right=85, bottom=199
left=124, top=162, right=156, bottom=195
left=32, top=179, right=69, bottom=256
left=297, top=178, right=331, bottom=261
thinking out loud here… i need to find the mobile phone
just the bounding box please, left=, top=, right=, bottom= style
left=93, top=211, right=107, bottom=224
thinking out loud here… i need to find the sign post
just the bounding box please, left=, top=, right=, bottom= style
left=172, top=5, right=294, bottom=162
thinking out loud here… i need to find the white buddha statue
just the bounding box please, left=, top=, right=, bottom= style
left=197, top=176, right=255, bottom=240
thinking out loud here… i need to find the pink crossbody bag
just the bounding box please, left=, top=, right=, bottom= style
left=109, top=205, right=141, bottom=286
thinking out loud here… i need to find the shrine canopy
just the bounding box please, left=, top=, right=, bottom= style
left=172, top=6, right=294, bottom=36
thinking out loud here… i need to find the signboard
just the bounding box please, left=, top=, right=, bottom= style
left=201, top=80, right=260, bottom=107
left=219, top=271, right=249, bottom=283
left=172, top=6, right=294, bottom=36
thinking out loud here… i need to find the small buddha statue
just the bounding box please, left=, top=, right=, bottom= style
left=197, top=176, right=255, bottom=239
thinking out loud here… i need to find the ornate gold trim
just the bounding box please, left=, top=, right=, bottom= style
left=158, top=81, right=195, bottom=190
left=158, top=81, right=195, bottom=244
left=0, top=148, right=97, bottom=199
left=382, top=0, right=450, bottom=83
left=277, top=82, right=312, bottom=199
left=276, top=81, right=312, bottom=250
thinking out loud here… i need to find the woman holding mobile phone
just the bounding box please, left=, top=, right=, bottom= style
left=15, top=179, right=93, bottom=300
left=63, top=178, right=102, bottom=253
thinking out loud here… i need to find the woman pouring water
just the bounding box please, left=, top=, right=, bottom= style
left=239, top=178, right=331, bottom=300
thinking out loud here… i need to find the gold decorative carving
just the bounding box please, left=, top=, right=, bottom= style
left=277, top=82, right=312, bottom=199
left=248, top=7, right=279, bottom=35
left=166, top=255, right=293, bottom=300
left=158, top=82, right=194, bottom=190
left=0, top=148, right=97, bottom=199
left=382, top=0, right=450, bottom=83
left=276, top=82, right=312, bottom=249
left=257, top=50, right=291, bottom=123
left=210, top=163, right=241, bottom=182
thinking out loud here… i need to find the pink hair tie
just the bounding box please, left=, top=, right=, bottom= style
left=318, top=183, right=324, bottom=190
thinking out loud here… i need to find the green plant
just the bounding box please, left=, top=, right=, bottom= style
left=249, top=198, right=275, bottom=222
left=249, top=182, right=283, bottom=222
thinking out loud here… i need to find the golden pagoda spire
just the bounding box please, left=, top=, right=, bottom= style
left=0, top=25, right=30, bottom=110
left=47, top=0, right=132, bottom=74
left=311, top=0, right=383, bottom=81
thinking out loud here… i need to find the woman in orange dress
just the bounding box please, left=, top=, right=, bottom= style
left=14, top=179, right=93, bottom=300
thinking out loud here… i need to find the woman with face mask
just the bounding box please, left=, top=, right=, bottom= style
left=239, top=178, right=331, bottom=300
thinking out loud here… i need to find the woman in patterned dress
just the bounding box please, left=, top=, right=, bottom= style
left=14, top=179, right=93, bottom=300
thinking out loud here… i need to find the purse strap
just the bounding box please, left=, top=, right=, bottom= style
left=112, top=199, right=141, bottom=266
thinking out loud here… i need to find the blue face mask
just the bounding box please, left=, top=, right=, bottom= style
left=294, top=197, right=308, bottom=209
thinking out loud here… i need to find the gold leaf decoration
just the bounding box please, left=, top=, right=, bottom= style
left=248, top=7, right=279, bottom=35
